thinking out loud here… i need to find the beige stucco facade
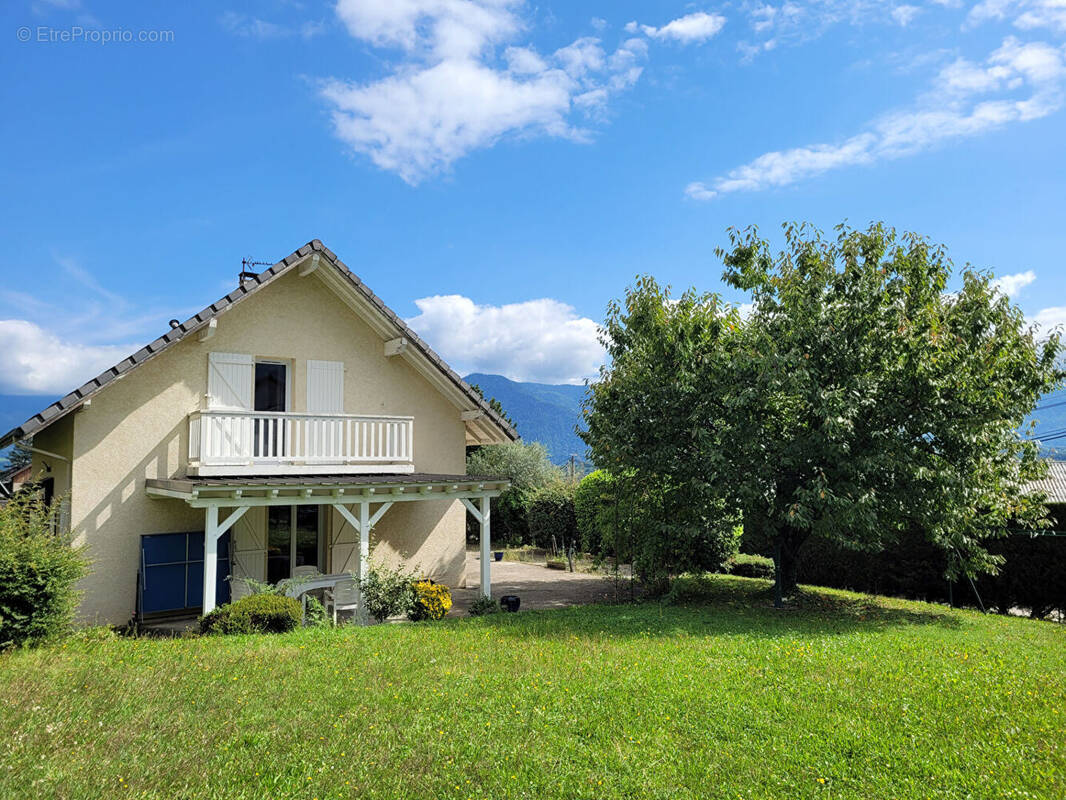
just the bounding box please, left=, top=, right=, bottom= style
left=30, top=268, right=481, bottom=625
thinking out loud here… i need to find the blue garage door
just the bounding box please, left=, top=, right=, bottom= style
left=140, top=532, right=231, bottom=615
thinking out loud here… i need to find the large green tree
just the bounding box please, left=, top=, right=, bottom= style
left=583, top=222, right=1062, bottom=599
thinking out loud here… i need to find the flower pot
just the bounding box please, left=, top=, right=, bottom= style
left=499, top=595, right=520, bottom=612
left=493, top=551, right=504, bottom=562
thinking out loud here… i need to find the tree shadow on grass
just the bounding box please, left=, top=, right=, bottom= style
left=468, top=575, right=963, bottom=642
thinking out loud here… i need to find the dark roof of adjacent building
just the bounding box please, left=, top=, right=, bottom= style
left=1027, top=461, right=1066, bottom=504
left=1, top=240, right=518, bottom=448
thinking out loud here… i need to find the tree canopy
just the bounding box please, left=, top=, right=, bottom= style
left=583, top=222, right=1062, bottom=598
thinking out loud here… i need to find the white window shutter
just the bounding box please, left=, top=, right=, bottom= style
left=207, top=352, right=253, bottom=410
left=307, top=360, right=344, bottom=414
left=231, top=508, right=266, bottom=582
left=330, top=509, right=358, bottom=574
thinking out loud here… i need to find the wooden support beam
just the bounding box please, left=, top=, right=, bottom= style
left=359, top=501, right=370, bottom=586
left=203, top=506, right=219, bottom=614
left=460, top=497, right=482, bottom=524
left=368, top=502, right=393, bottom=529
left=384, top=337, right=408, bottom=357
left=460, top=410, right=484, bottom=422
left=335, top=503, right=361, bottom=533
left=198, top=318, right=217, bottom=342
left=479, top=495, right=492, bottom=600
left=216, top=505, right=250, bottom=539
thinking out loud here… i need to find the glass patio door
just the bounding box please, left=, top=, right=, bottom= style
left=266, top=506, right=322, bottom=584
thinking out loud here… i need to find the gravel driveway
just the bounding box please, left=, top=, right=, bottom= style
left=449, top=554, right=635, bottom=616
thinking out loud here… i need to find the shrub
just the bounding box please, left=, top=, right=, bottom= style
left=664, top=573, right=717, bottom=604
left=360, top=558, right=417, bottom=623
left=0, top=491, right=89, bottom=650
left=574, top=470, right=612, bottom=554
left=409, top=580, right=452, bottom=621
left=527, top=482, right=578, bottom=550
left=466, top=442, right=561, bottom=547
left=467, top=596, right=500, bottom=616
left=303, top=595, right=330, bottom=628
left=726, top=553, right=775, bottom=580
left=199, top=593, right=302, bottom=635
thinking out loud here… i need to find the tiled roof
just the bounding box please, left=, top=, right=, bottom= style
left=1027, top=460, right=1066, bottom=504
left=1, top=240, right=518, bottom=447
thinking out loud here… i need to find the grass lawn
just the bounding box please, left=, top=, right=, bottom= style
left=1, top=577, right=1063, bottom=800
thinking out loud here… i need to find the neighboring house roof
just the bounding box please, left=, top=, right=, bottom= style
left=1027, top=460, right=1066, bottom=504
left=0, top=240, right=518, bottom=448
left=0, top=464, right=31, bottom=501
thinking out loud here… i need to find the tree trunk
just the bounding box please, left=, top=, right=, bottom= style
left=772, top=526, right=808, bottom=604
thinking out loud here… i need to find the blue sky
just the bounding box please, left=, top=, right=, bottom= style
left=1, top=0, right=1064, bottom=395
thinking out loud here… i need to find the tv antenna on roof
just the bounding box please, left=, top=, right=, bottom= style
left=239, top=257, right=271, bottom=284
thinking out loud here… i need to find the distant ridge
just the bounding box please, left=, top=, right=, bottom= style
left=464, top=374, right=587, bottom=465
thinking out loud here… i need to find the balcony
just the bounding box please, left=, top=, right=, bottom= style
left=188, top=410, right=414, bottom=476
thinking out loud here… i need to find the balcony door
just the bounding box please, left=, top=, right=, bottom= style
left=254, top=361, right=288, bottom=458
left=267, top=505, right=323, bottom=583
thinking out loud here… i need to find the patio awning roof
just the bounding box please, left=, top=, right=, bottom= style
left=145, top=472, right=509, bottom=508
left=149, top=472, right=506, bottom=614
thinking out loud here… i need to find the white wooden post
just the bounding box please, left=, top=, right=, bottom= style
left=359, top=501, right=370, bottom=583
left=479, top=495, right=491, bottom=599
left=203, top=505, right=219, bottom=614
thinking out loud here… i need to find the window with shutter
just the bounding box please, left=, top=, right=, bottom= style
left=207, top=352, right=253, bottom=410
left=306, top=360, right=344, bottom=414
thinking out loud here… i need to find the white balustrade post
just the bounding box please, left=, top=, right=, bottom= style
left=479, top=496, right=491, bottom=599
left=203, top=505, right=219, bottom=614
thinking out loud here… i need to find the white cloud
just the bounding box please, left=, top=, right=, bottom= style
left=738, top=0, right=913, bottom=57
left=891, top=4, right=921, bottom=25
left=0, top=253, right=199, bottom=395
left=688, top=36, right=1066, bottom=197
left=1030, top=305, right=1066, bottom=330
left=219, top=11, right=324, bottom=40
left=405, top=295, right=605, bottom=384
left=321, top=0, right=647, bottom=183
left=684, top=181, right=719, bottom=200
left=993, top=269, right=1036, bottom=296
left=632, top=12, right=727, bottom=44
left=967, top=0, right=1066, bottom=33
left=0, top=320, right=133, bottom=395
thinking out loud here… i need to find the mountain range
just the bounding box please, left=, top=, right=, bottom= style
left=464, top=374, right=588, bottom=465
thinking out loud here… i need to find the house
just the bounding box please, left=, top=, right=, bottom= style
left=1026, top=460, right=1066, bottom=528
left=0, top=462, right=33, bottom=504
left=0, top=240, right=515, bottom=624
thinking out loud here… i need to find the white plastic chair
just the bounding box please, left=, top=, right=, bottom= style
left=291, top=565, right=321, bottom=578
left=326, top=579, right=361, bottom=624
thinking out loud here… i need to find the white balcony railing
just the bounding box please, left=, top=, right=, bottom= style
left=188, top=410, right=414, bottom=476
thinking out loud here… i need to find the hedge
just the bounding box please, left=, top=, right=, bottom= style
left=743, top=525, right=1066, bottom=619
left=0, top=492, right=89, bottom=649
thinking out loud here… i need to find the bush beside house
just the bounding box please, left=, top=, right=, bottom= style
left=0, top=492, right=88, bottom=649
left=199, top=594, right=303, bottom=635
